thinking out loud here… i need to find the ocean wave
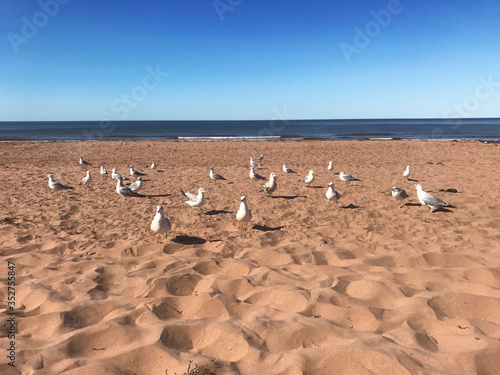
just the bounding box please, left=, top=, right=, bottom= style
left=176, top=136, right=302, bottom=141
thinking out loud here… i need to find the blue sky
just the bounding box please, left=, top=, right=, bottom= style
left=1, top=0, right=499, bottom=121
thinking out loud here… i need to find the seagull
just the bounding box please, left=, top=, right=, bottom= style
left=151, top=205, right=171, bottom=240
left=402, top=165, right=410, bottom=179
left=47, top=174, right=73, bottom=190
left=339, top=171, right=359, bottom=182
left=181, top=188, right=206, bottom=209
left=328, top=161, right=334, bottom=171
left=415, top=184, right=450, bottom=212
left=126, top=176, right=143, bottom=192
left=79, top=156, right=91, bottom=165
left=151, top=161, right=157, bottom=169
left=326, top=182, right=341, bottom=204
left=250, top=167, right=266, bottom=180
left=257, top=154, right=264, bottom=161
left=210, top=167, right=226, bottom=181
left=111, top=168, right=123, bottom=180
left=299, top=170, right=315, bottom=187
left=261, top=173, right=277, bottom=196
left=236, top=196, right=252, bottom=229
left=250, top=157, right=261, bottom=168
left=392, top=186, right=408, bottom=201
left=80, top=170, right=92, bottom=186
left=100, top=166, right=108, bottom=175
left=130, top=165, right=146, bottom=177
left=282, top=164, right=296, bottom=173
left=115, top=176, right=143, bottom=197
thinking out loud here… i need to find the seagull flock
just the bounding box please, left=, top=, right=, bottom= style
left=47, top=154, right=453, bottom=240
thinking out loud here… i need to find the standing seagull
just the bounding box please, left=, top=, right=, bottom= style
left=127, top=176, right=143, bottom=192
left=151, top=205, right=171, bottom=241
left=130, top=165, right=146, bottom=177
left=261, top=173, right=277, bottom=196
left=79, top=156, right=91, bottom=165
left=257, top=154, right=264, bottom=161
left=47, top=174, right=73, bottom=190
left=250, top=167, right=265, bottom=180
left=282, top=164, right=296, bottom=173
left=250, top=157, right=261, bottom=168
left=115, top=176, right=143, bottom=197
left=328, top=161, right=334, bottom=171
left=236, top=196, right=252, bottom=230
left=151, top=161, right=157, bottom=170
left=402, top=165, right=410, bottom=179
left=326, top=182, right=341, bottom=204
left=100, top=166, right=108, bottom=175
left=210, top=167, right=226, bottom=181
left=299, top=170, right=315, bottom=187
left=415, top=184, right=450, bottom=213
left=181, top=188, right=207, bottom=209
left=111, top=168, right=123, bottom=180
left=339, top=171, right=359, bottom=182
left=80, top=170, right=92, bottom=186
left=236, top=196, right=252, bottom=229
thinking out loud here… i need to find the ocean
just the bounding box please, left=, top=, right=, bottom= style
left=0, top=118, right=499, bottom=142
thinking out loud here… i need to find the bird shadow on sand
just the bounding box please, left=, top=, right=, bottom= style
left=204, top=210, right=234, bottom=216
left=270, top=195, right=306, bottom=200
left=341, top=204, right=360, bottom=209
left=147, top=194, right=171, bottom=198
left=252, top=224, right=284, bottom=232
left=432, top=207, right=454, bottom=213
left=404, top=203, right=421, bottom=207
left=407, top=178, right=419, bottom=182
left=306, top=185, right=324, bottom=189
left=172, top=235, right=206, bottom=245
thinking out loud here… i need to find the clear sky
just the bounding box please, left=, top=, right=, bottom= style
left=1, top=0, right=499, bottom=121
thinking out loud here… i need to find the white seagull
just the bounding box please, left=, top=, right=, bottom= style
left=261, top=173, right=277, bottom=196
left=339, top=171, right=358, bottom=182
left=328, top=161, right=334, bottom=171
left=392, top=186, right=408, bottom=201
left=250, top=157, right=261, bottom=168
left=111, top=168, right=123, bottom=180
left=257, top=154, right=264, bottom=161
left=282, top=164, right=296, bottom=173
left=100, top=166, right=108, bottom=175
left=151, top=161, right=157, bottom=169
left=151, top=205, right=171, bottom=240
left=402, top=165, right=410, bottom=179
left=250, top=167, right=266, bottom=180
left=47, top=174, right=73, bottom=190
left=236, top=196, right=252, bottom=229
left=415, top=184, right=450, bottom=212
left=130, top=165, right=146, bottom=177
left=210, top=167, right=226, bottom=181
left=299, top=170, right=315, bottom=187
left=127, top=176, right=143, bottom=192
left=181, top=188, right=207, bottom=209
left=115, top=176, right=143, bottom=197
left=79, top=156, right=91, bottom=165
left=326, top=182, right=341, bottom=204
left=80, top=170, right=92, bottom=186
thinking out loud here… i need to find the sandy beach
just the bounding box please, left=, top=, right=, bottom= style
left=1, top=140, right=499, bottom=375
